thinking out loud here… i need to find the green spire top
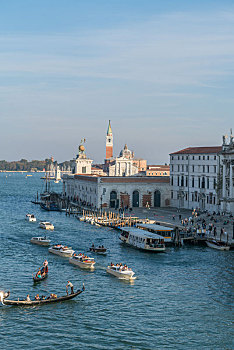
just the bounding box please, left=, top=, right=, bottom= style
left=107, top=120, right=112, bottom=136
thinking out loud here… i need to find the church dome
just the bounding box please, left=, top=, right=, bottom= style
left=119, top=144, right=133, bottom=159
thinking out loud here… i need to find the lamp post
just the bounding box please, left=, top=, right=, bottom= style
left=100, top=195, right=103, bottom=216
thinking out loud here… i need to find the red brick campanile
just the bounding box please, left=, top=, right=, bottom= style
left=106, top=120, right=113, bottom=159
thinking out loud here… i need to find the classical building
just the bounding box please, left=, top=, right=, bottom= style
left=107, top=144, right=138, bottom=177
left=63, top=174, right=170, bottom=209
left=169, top=146, right=222, bottom=212
left=71, top=142, right=93, bottom=175
left=169, top=132, right=234, bottom=214
left=220, top=133, right=234, bottom=214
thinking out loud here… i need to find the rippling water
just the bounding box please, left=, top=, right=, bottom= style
left=0, top=173, right=233, bottom=349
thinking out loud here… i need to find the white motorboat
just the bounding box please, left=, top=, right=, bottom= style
left=39, top=221, right=54, bottom=230
left=206, top=240, right=230, bottom=251
left=30, top=237, right=51, bottom=246
left=106, top=264, right=136, bottom=280
left=26, top=214, right=36, bottom=222
left=49, top=245, right=74, bottom=257
left=69, top=254, right=96, bottom=269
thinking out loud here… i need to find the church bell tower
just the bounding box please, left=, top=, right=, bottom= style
left=106, top=120, right=113, bottom=159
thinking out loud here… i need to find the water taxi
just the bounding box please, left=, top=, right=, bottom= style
left=89, top=245, right=107, bottom=254
left=106, top=264, right=136, bottom=280
left=69, top=254, right=96, bottom=269
left=30, top=236, right=51, bottom=246
left=48, top=245, right=74, bottom=257
left=26, top=214, right=36, bottom=222
left=206, top=240, right=230, bottom=251
left=120, top=227, right=166, bottom=252
left=39, top=221, right=54, bottom=230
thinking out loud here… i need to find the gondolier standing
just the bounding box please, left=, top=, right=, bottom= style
left=66, top=281, right=74, bottom=295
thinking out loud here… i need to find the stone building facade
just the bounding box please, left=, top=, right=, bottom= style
left=169, top=146, right=222, bottom=212
left=62, top=174, right=170, bottom=209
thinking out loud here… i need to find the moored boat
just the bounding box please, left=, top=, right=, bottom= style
left=30, top=236, right=51, bottom=246
left=206, top=240, right=230, bottom=251
left=26, top=214, right=36, bottom=222
left=69, top=254, right=96, bottom=269
left=39, top=221, right=54, bottom=230
left=120, top=227, right=166, bottom=252
left=49, top=245, right=74, bottom=257
left=106, top=264, right=136, bottom=280
left=0, top=288, right=84, bottom=306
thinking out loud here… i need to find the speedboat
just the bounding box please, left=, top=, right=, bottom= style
left=26, top=214, right=36, bottom=222
left=106, top=264, right=136, bottom=280
left=206, top=240, right=230, bottom=251
left=69, top=254, right=96, bottom=269
left=39, top=221, right=54, bottom=230
left=89, top=246, right=107, bottom=254
left=48, top=245, right=74, bottom=257
left=30, top=237, right=51, bottom=246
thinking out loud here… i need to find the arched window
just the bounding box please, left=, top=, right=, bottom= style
left=154, top=190, right=161, bottom=207
left=132, top=191, right=139, bottom=207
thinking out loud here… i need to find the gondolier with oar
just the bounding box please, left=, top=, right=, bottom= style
left=66, top=281, right=74, bottom=295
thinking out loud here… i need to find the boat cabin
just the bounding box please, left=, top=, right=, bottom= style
left=136, top=223, right=174, bottom=243
left=120, top=227, right=165, bottom=251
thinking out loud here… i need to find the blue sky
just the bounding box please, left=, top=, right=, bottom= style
left=0, top=0, right=234, bottom=163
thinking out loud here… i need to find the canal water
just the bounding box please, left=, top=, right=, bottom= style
left=0, top=173, right=233, bottom=349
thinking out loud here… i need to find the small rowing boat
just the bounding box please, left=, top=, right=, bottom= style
left=1, top=289, right=83, bottom=306
left=26, top=214, right=36, bottom=222
left=39, top=221, right=54, bottom=230
left=206, top=240, right=230, bottom=251
left=33, top=272, right=48, bottom=283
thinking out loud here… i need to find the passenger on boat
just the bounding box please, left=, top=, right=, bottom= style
left=35, top=294, right=40, bottom=300
left=36, top=270, right=42, bottom=278
left=26, top=294, right=30, bottom=302
left=66, top=281, right=74, bottom=295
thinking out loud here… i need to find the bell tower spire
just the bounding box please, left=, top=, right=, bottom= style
left=106, top=120, right=113, bottom=159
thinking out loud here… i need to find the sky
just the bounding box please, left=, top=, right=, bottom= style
left=0, top=0, right=234, bottom=164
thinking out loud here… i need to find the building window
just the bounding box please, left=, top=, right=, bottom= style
left=207, top=165, right=209, bottom=173
left=182, top=156, right=184, bottom=160
left=207, top=196, right=209, bottom=204
left=182, top=165, right=184, bottom=172
left=186, top=177, right=188, bottom=187
left=178, top=165, right=180, bottom=172
left=203, top=156, right=205, bottom=160
left=203, top=165, right=205, bottom=172
left=214, top=156, right=216, bottom=160
left=82, top=167, right=86, bottom=174
left=186, top=165, right=188, bottom=172
left=177, top=177, right=180, bottom=186
left=202, top=177, right=205, bottom=189
left=171, top=176, right=173, bottom=186
left=171, top=165, right=174, bottom=171
left=198, top=178, right=201, bottom=188
left=213, top=196, right=216, bottom=204
left=172, top=156, right=174, bottom=160
left=186, top=156, right=188, bottom=160
left=199, top=156, right=201, bottom=160
left=207, top=177, right=209, bottom=189
left=192, top=156, right=195, bottom=160
left=214, top=165, right=216, bottom=173
left=207, top=156, right=209, bottom=160
left=171, top=191, right=173, bottom=199
left=185, top=193, right=188, bottom=200
left=192, top=177, right=194, bottom=187
left=181, top=176, right=184, bottom=186
left=192, top=193, right=194, bottom=201
left=178, top=156, right=180, bottom=160
left=192, top=165, right=195, bottom=172
left=214, top=178, right=216, bottom=189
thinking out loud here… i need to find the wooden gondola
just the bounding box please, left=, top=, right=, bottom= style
left=89, top=246, right=107, bottom=254
left=2, top=289, right=83, bottom=306
left=33, top=272, right=48, bottom=283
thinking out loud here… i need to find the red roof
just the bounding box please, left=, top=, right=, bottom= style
left=170, top=146, right=222, bottom=155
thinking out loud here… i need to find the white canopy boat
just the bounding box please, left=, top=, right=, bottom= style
left=26, top=214, right=36, bottom=222
left=30, top=236, right=51, bottom=246
left=206, top=240, right=230, bottom=251
left=39, top=221, right=54, bottom=230
left=69, top=254, right=95, bottom=269
left=48, top=245, right=74, bottom=257
left=106, top=264, right=136, bottom=280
